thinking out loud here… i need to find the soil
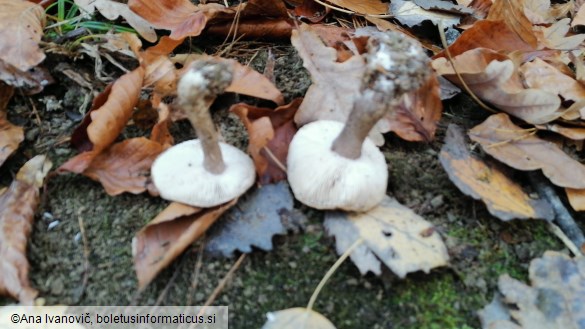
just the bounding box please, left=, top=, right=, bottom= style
left=0, top=27, right=577, bottom=329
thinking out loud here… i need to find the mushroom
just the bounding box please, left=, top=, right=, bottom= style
left=151, top=59, right=255, bottom=207
left=287, top=32, right=430, bottom=212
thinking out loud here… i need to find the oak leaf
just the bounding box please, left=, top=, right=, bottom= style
left=469, top=113, right=585, bottom=189
left=432, top=48, right=561, bottom=124
left=479, top=251, right=585, bottom=329
left=0, top=83, right=23, bottom=167
left=0, top=155, right=52, bottom=303
left=133, top=200, right=235, bottom=288
left=325, top=196, right=449, bottom=277
left=440, top=124, right=553, bottom=221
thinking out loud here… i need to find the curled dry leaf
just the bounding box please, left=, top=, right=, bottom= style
left=440, top=124, right=553, bottom=221
left=128, top=0, right=234, bottom=40
left=0, top=0, right=45, bottom=72
left=231, top=99, right=301, bottom=184
left=325, top=196, right=449, bottom=277
left=82, top=138, right=164, bottom=196
left=62, top=67, right=145, bottom=172
left=486, top=0, right=538, bottom=48
left=327, top=0, right=387, bottom=15
left=0, top=155, right=52, bottom=303
left=74, top=0, right=156, bottom=42
left=0, top=83, right=23, bottom=167
left=565, top=188, right=585, bottom=212
left=262, top=308, right=336, bottom=329
left=432, top=48, right=561, bottom=124
left=520, top=58, right=585, bottom=113
left=478, top=251, right=585, bottom=329
left=469, top=113, right=585, bottom=189
left=133, top=200, right=236, bottom=288
left=539, top=18, right=585, bottom=50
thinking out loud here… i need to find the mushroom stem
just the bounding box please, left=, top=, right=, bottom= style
left=332, top=91, right=391, bottom=159
left=177, top=60, right=234, bottom=175
left=184, top=97, right=225, bottom=174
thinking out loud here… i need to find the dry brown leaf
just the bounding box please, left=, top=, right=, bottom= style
left=133, top=200, right=235, bottom=288
left=128, top=0, right=234, bottom=40
left=81, top=138, right=164, bottom=196
left=0, top=83, right=23, bottom=167
left=437, top=20, right=536, bottom=59
left=380, top=72, right=442, bottom=142
left=0, top=155, right=52, bottom=303
left=262, top=308, right=337, bottom=329
left=520, top=58, right=585, bottom=108
left=64, top=67, right=145, bottom=172
left=524, top=0, right=554, bottom=24
left=325, top=196, right=449, bottom=277
left=74, top=0, right=156, bottom=42
left=487, top=0, right=538, bottom=48
left=535, top=123, right=585, bottom=140
left=432, top=48, right=561, bottom=124
left=572, top=3, right=585, bottom=27
left=469, top=113, right=585, bottom=189
left=226, top=58, right=285, bottom=105
left=440, top=124, right=553, bottom=221
left=0, top=0, right=45, bottom=72
left=327, top=0, right=387, bottom=15
left=566, top=188, right=585, bottom=211
left=231, top=99, right=301, bottom=185
left=539, top=18, right=585, bottom=50
left=293, top=0, right=328, bottom=23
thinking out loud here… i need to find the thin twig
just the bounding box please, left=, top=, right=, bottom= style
left=75, top=207, right=90, bottom=303
left=529, top=171, right=585, bottom=256
left=204, top=254, right=247, bottom=307
left=186, top=243, right=206, bottom=305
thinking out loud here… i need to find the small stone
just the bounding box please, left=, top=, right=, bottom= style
left=430, top=195, right=444, bottom=209
left=288, top=261, right=297, bottom=269
left=50, top=277, right=64, bottom=295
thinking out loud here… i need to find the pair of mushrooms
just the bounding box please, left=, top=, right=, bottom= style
left=151, top=32, right=429, bottom=211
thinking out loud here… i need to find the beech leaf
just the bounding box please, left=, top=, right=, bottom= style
left=440, top=124, right=553, bottom=221
left=469, top=113, right=585, bottom=189
left=132, top=200, right=236, bottom=288
left=520, top=58, right=585, bottom=106
left=327, top=0, right=387, bottom=15
left=0, top=155, right=52, bottom=303
left=325, top=195, right=449, bottom=277
left=486, top=0, right=538, bottom=48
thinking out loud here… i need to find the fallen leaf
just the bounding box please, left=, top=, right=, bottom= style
left=74, top=0, right=157, bottom=42
left=327, top=0, right=387, bottom=15
left=440, top=124, right=553, bottom=221
left=565, top=188, right=585, bottom=211
left=128, top=0, right=234, bottom=40
left=469, top=113, right=585, bottom=189
left=206, top=181, right=305, bottom=257
left=437, top=20, right=536, bottom=59
left=81, top=138, right=164, bottom=196
left=0, top=155, right=52, bottom=303
left=390, top=0, right=464, bottom=27
left=432, top=48, right=561, bottom=124
left=571, top=2, right=585, bottom=27
left=539, top=18, right=585, bottom=49
left=324, top=195, right=449, bottom=277
left=534, top=123, right=585, bottom=140
left=293, top=0, right=328, bottom=23
left=226, top=58, right=285, bottom=105
left=380, top=72, right=442, bottom=142
left=487, top=0, right=538, bottom=48
left=0, top=83, right=23, bottom=167
left=0, top=0, right=45, bottom=72
left=478, top=251, right=585, bottom=329
left=520, top=58, right=585, bottom=106
left=524, top=0, right=554, bottom=24
left=132, top=200, right=236, bottom=288
left=0, top=60, right=52, bottom=93
left=231, top=99, right=301, bottom=184
left=262, top=308, right=337, bottom=329
left=64, top=67, right=145, bottom=172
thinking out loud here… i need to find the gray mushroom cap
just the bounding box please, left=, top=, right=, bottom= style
left=151, top=140, right=255, bottom=208
left=287, top=120, right=388, bottom=212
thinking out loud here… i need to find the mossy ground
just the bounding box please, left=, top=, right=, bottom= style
left=0, top=35, right=575, bottom=329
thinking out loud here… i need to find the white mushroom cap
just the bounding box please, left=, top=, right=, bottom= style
left=287, top=120, right=388, bottom=212
left=152, top=140, right=255, bottom=207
